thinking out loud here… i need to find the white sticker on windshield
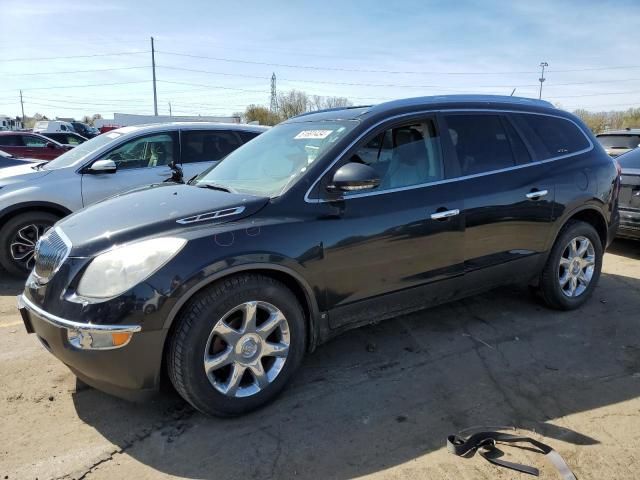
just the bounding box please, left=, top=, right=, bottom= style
left=294, top=130, right=333, bottom=140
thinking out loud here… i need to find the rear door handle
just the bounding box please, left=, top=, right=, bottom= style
left=526, top=189, right=548, bottom=200
left=430, top=209, right=460, bottom=220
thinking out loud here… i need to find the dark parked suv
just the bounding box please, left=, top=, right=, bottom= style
left=17, top=95, right=620, bottom=416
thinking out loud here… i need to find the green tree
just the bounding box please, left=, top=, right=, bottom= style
left=243, top=105, right=281, bottom=126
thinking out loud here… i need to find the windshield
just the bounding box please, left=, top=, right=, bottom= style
left=597, top=134, right=640, bottom=149
left=43, top=131, right=124, bottom=169
left=195, top=120, right=357, bottom=197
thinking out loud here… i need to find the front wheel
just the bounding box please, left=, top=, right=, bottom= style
left=167, top=274, right=307, bottom=416
left=0, top=211, right=59, bottom=277
left=538, top=220, right=603, bottom=310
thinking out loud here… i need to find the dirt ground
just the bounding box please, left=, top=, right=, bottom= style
left=1, top=240, right=639, bottom=480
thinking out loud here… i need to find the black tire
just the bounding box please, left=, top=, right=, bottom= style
left=0, top=211, right=59, bottom=277
left=167, top=274, right=307, bottom=417
left=539, top=220, right=603, bottom=310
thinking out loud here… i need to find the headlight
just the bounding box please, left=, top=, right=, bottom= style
left=76, top=237, right=186, bottom=299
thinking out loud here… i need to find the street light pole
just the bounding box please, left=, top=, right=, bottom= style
left=538, top=62, right=548, bottom=100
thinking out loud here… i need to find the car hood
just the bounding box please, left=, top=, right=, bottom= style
left=58, top=183, right=270, bottom=256
left=0, top=162, right=51, bottom=185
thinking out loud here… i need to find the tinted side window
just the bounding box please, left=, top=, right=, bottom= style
left=512, top=114, right=590, bottom=160
left=0, top=135, right=22, bottom=146
left=446, top=114, right=516, bottom=175
left=181, top=131, right=242, bottom=163
left=350, top=118, right=443, bottom=191
left=238, top=131, right=260, bottom=143
left=618, top=149, right=640, bottom=169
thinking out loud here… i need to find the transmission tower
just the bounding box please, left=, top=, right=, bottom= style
left=270, top=72, right=278, bottom=113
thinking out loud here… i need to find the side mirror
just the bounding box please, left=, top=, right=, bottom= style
left=88, top=159, right=117, bottom=174
left=46, top=142, right=57, bottom=149
left=329, top=162, right=380, bottom=192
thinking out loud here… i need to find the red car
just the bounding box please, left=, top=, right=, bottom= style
left=0, top=131, right=71, bottom=161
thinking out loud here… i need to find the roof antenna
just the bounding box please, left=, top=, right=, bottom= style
left=510, top=88, right=516, bottom=96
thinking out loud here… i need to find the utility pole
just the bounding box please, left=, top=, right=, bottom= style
left=269, top=72, right=278, bottom=113
left=168, top=102, right=172, bottom=117
left=19, top=90, right=25, bottom=125
left=151, top=36, right=158, bottom=116
left=538, top=62, right=548, bottom=100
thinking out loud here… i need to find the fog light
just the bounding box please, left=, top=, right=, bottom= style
left=67, top=329, right=134, bottom=350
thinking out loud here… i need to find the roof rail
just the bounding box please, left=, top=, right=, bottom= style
left=291, top=105, right=372, bottom=119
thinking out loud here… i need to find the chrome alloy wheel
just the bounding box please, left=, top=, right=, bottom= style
left=9, top=223, right=49, bottom=270
left=558, top=236, right=595, bottom=298
left=203, top=301, right=291, bottom=398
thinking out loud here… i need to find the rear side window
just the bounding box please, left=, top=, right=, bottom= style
left=618, top=149, right=640, bottom=169
left=181, top=130, right=242, bottom=163
left=512, top=113, right=590, bottom=160
left=0, top=135, right=22, bottom=146
left=238, top=131, right=261, bottom=143
left=446, top=114, right=525, bottom=176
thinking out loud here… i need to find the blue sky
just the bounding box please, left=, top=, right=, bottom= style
left=1, top=0, right=639, bottom=120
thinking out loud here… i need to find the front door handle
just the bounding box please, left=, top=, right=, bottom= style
left=526, top=189, right=549, bottom=200
left=430, top=209, right=460, bottom=220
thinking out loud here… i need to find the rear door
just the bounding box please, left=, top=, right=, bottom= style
left=179, top=130, right=245, bottom=179
left=0, top=134, right=25, bottom=158
left=80, top=131, right=178, bottom=206
left=441, top=112, right=555, bottom=291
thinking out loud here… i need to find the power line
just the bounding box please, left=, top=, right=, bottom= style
left=21, top=80, right=150, bottom=91
left=157, top=50, right=541, bottom=75
left=0, top=51, right=149, bottom=63
left=158, top=79, right=269, bottom=94
left=158, top=50, right=640, bottom=76
left=6, top=66, right=148, bottom=76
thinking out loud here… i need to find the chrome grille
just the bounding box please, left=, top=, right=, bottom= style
left=33, top=227, right=71, bottom=283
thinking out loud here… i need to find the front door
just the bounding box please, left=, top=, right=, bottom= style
left=317, top=117, right=465, bottom=329
left=81, top=131, right=178, bottom=206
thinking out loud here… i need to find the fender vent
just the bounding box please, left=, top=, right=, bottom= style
left=176, top=206, right=245, bottom=225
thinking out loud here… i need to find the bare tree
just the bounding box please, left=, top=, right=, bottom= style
left=309, top=95, right=353, bottom=111
left=278, top=90, right=309, bottom=119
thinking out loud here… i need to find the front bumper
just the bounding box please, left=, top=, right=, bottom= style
left=17, top=294, right=166, bottom=401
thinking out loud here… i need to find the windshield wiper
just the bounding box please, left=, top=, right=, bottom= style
left=196, top=182, right=236, bottom=194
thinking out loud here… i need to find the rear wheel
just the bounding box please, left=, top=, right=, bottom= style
left=539, top=220, right=603, bottom=310
left=167, top=274, right=306, bottom=417
left=0, top=211, right=59, bottom=277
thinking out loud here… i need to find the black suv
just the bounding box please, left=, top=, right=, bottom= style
left=17, top=95, right=620, bottom=416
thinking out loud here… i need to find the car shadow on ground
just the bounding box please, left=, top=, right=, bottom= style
left=71, top=266, right=640, bottom=479
left=0, top=271, right=24, bottom=297
left=608, top=237, right=639, bottom=259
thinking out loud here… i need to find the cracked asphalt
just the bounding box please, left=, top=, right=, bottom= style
left=1, top=239, right=639, bottom=480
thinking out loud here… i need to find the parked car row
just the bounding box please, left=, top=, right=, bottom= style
left=12, top=95, right=621, bottom=417
left=0, top=122, right=267, bottom=275
left=34, top=120, right=99, bottom=138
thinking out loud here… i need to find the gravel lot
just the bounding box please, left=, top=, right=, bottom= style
left=1, top=240, right=639, bottom=480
